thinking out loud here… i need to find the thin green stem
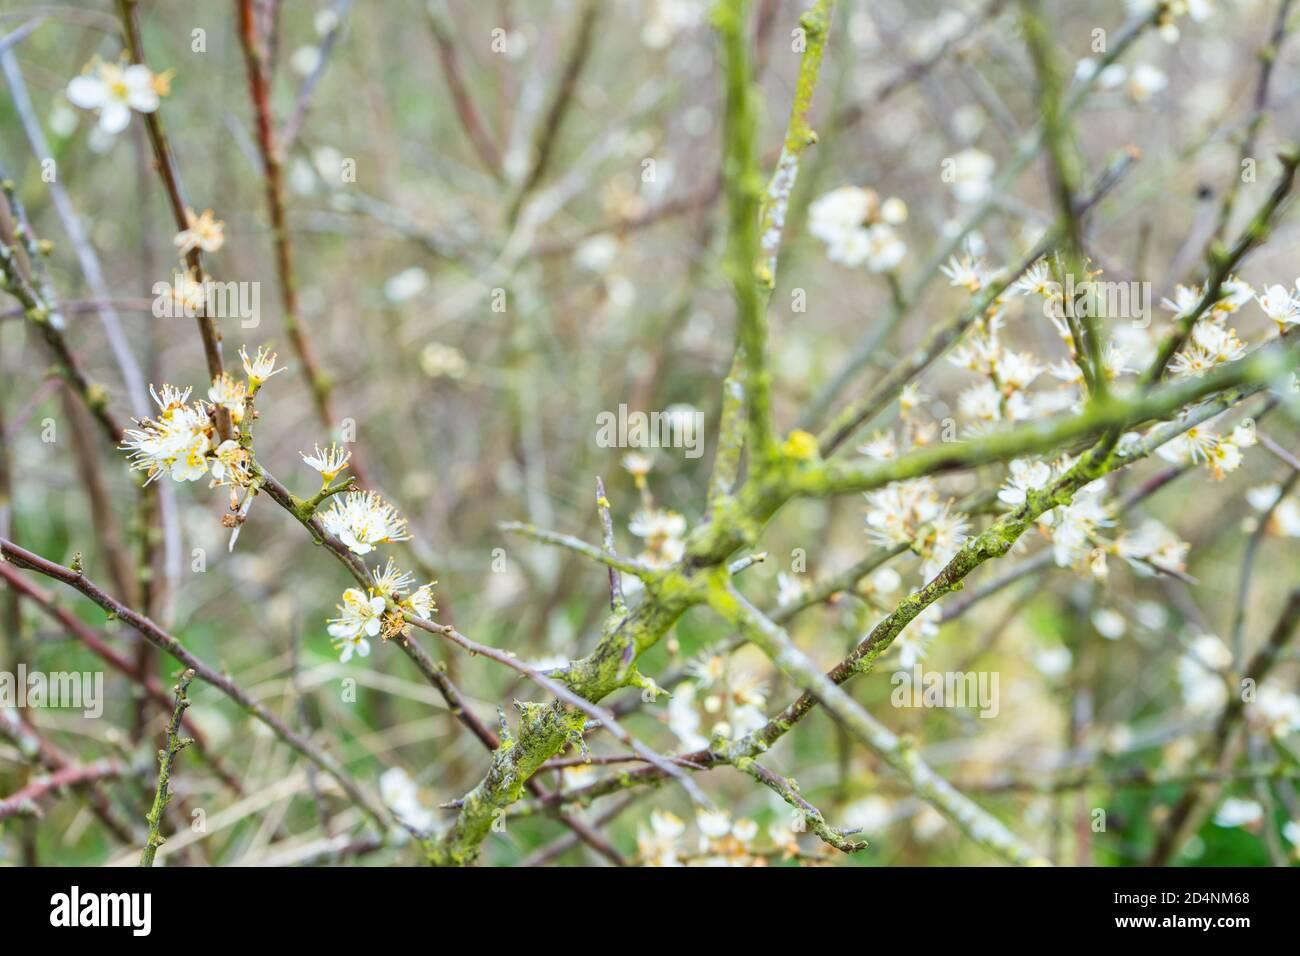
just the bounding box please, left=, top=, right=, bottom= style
left=140, top=668, right=194, bottom=867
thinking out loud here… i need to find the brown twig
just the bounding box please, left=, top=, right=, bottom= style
left=0, top=537, right=389, bottom=828
left=235, top=0, right=350, bottom=466
left=426, top=0, right=502, bottom=179
left=115, top=0, right=233, bottom=439
left=506, top=0, right=600, bottom=224
left=0, top=558, right=243, bottom=794
left=0, top=710, right=137, bottom=842
left=0, top=759, right=129, bottom=821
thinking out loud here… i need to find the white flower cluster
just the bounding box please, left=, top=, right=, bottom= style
left=310, top=463, right=422, bottom=660
left=1248, top=683, right=1300, bottom=739
left=1127, top=0, right=1213, bottom=44
left=378, top=767, right=437, bottom=834
left=628, top=507, right=687, bottom=569
left=120, top=385, right=234, bottom=486
left=287, top=426, right=434, bottom=663
left=326, top=588, right=386, bottom=662
left=865, top=478, right=970, bottom=581
left=1156, top=419, right=1256, bottom=481
left=858, top=388, right=968, bottom=586
left=945, top=148, right=995, bottom=203
left=1036, top=476, right=1112, bottom=571
left=1247, top=484, right=1300, bottom=537
left=636, top=808, right=794, bottom=866
left=808, top=186, right=908, bottom=272
left=373, top=557, right=437, bottom=620
left=1112, top=519, right=1191, bottom=577
left=66, top=58, right=165, bottom=136
left=946, top=255, right=1156, bottom=428
left=321, top=490, right=411, bottom=556
left=119, top=347, right=281, bottom=488
left=116, top=344, right=432, bottom=664
left=1160, top=279, right=1252, bottom=377
left=1160, top=274, right=1300, bottom=381
left=945, top=259, right=1059, bottom=426
left=324, top=558, right=435, bottom=663
left=1176, top=631, right=1300, bottom=741
left=666, top=653, right=769, bottom=750
left=1001, top=455, right=1191, bottom=579
left=1078, top=59, right=1169, bottom=104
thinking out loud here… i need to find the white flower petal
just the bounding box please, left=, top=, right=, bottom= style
left=126, top=85, right=160, bottom=113
left=99, top=100, right=132, bottom=135
left=67, top=75, right=107, bottom=109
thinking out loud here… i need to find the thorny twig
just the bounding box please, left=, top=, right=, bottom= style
left=139, top=668, right=194, bottom=867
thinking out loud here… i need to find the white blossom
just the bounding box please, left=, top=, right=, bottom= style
left=667, top=682, right=708, bottom=751
left=239, top=345, right=287, bottom=388
left=1213, top=797, right=1262, bottom=828
left=1127, top=64, right=1167, bottom=103
left=384, top=267, right=429, bottom=303
left=321, top=490, right=411, bottom=555
left=1115, top=519, right=1190, bottom=575
left=327, top=587, right=385, bottom=661
left=301, top=443, right=352, bottom=482
left=119, top=385, right=216, bottom=485
left=629, top=509, right=687, bottom=568
left=998, top=458, right=1053, bottom=507
left=947, top=148, right=995, bottom=203
left=174, top=208, right=225, bottom=255
left=1178, top=634, right=1231, bottom=715
left=1040, top=480, right=1111, bottom=568
left=1092, top=608, right=1128, bottom=640
left=67, top=59, right=162, bottom=135
left=379, top=767, right=436, bottom=832
left=1256, top=283, right=1300, bottom=331
left=1249, top=684, right=1300, bottom=738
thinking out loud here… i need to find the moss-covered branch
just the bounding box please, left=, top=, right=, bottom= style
left=716, top=0, right=776, bottom=469
left=757, top=0, right=834, bottom=285
left=735, top=380, right=1270, bottom=758
left=140, top=668, right=195, bottom=867
left=419, top=584, right=698, bottom=864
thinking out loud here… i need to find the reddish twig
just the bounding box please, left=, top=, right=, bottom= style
left=426, top=0, right=502, bottom=179
left=0, top=558, right=244, bottom=796
left=0, top=760, right=128, bottom=821
left=0, top=537, right=389, bottom=828
left=235, top=0, right=356, bottom=477
left=115, top=0, right=232, bottom=439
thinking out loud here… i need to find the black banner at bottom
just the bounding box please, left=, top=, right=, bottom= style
left=0, top=865, right=1288, bottom=940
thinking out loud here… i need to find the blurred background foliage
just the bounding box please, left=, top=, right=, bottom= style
left=1, top=0, right=1298, bottom=865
